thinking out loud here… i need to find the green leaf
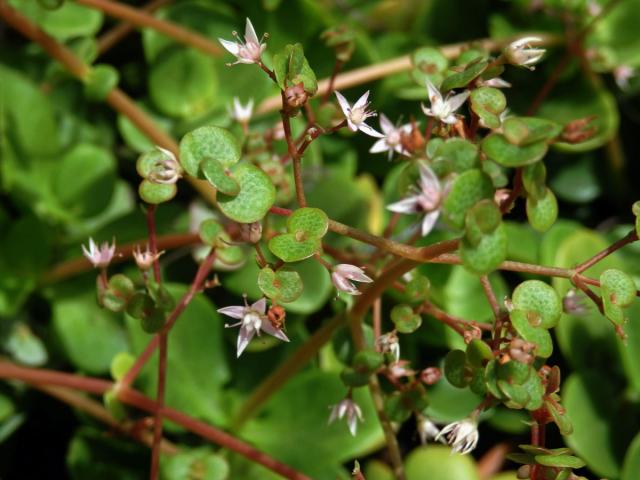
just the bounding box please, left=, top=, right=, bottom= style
left=441, top=59, right=488, bottom=92
left=509, top=309, right=553, bottom=358
left=198, top=219, right=224, bottom=246
left=161, top=447, right=229, bottom=480
left=482, top=134, right=548, bottom=167
left=470, top=87, right=506, bottom=129
left=5, top=323, right=48, bottom=367
left=217, top=163, right=276, bottom=223
left=512, top=280, right=562, bottom=329
left=201, top=158, right=240, bottom=196
left=53, top=291, right=129, bottom=375
left=257, top=267, right=304, bottom=303
left=411, top=47, right=448, bottom=86
left=600, top=269, right=636, bottom=308
left=444, top=349, right=469, bottom=388
left=405, top=446, right=480, bottom=480
left=502, top=117, right=562, bottom=146
left=460, top=223, right=508, bottom=275
left=126, top=284, right=230, bottom=427
left=241, top=371, right=383, bottom=479
left=535, top=454, right=585, bottom=469
left=441, top=169, right=495, bottom=229
left=622, top=431, right=640, bottom=480
left=526, top=188, right=558, bottom=233
left=272, top=43, right=318, bottom=94
left=83, top=64, right=118, bottom=101
left=563, top=371, right=623, bottom=478
left=390, top=304, right=422, bottom=333
left=287, top=207, right=329, bottom=239
left=179, top=125, right=241, bottom=177
left=522, top=162, right=547, bottom=201
left=138, top=180, right=177, bottom=204
left=149, top=47, right=217, bottom=118
left=466, top=339, right=493, bottom=367
left=268, top=234, right=321, bottom=263
left=109, top=352, right=135, bottom=382
left=54, top=144, right=117, bottom=218
left=9, top=0, right=103, bottom=40
left=431, top=138, right=479, bottom=176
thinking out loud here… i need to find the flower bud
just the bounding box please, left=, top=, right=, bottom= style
left=503, top=36, right=545, bottom=69
left=284, top=82, right=309, bottom=109
left=239, top=221, right=263, bottom=244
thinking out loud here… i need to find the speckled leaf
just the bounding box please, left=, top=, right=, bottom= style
left=470, top=87, right=506, bottom=129
left=411, top=47, right=448, bottom=86
left=268, top=234, right=321, bottom=263
left=391, top=304, right=422, bottom=333
left=510, top=309, right=553, bottom=358
left=138, top=180, right=176, bottom=204
left=257, top=267, right=304, bottom=303
left=460, top=223, right=507, bottom=275
left=526, top=188, right=558, bottom=233
left=217, top=163, right=275, bottom=223
left=482, top=134, right=548, bottom=167
left=287, top=207, right=329, bottom=238
left=179, top=126, right=241, bottom=177
left=444, top=349, right=469, bottom=388
left=512, top=280, right=562, bottom=329
left=201, top=158, right=240, bottom=196
left=442, top=169, right=494, bottom=229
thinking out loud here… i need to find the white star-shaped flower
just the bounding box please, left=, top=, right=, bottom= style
left=218, top=18, right=266, bottom=65
left=435, top=418, right=479, bottom=455
left=421, top=80, right=469, bottom=125
left=328, top=397, right=363, bottom=436
left=331, top=264, right=373, bottom=295
left=387, top=163, right=444, bottom=237
left=81, top=238, right=116, bottom=269
left=218, top=297, right=289, bottom=358
left=227, top=97, right=254, bottom=123
left=369, top=114, right=413, bottom=160
left=503, top=36, right=546, bottom=69
left=334, top=91, right=384, bottom=138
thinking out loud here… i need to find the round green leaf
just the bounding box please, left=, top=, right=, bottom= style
left=149, top=47, right=217, bottom=119
left=405, top=274, right=431, bottom=302
left=287, top=207, right=329, bottom=238
left=83, top=64, right=118, bottom=101
left=109, top=352, right=135, bottom=382
left=161, top=447, right=228, bottom=480
left=54, top=143, right=116, bottom=218
left=509, top=309, right=553, bottom=358
left=179, top=125, right=241, bottom=177
left=512, top=280, right=562, bottom=329
left=442, top=169, right=494, bottom=229
left=268, top=234, right=321, bottom=263
left=257, top=267, right=304, bottom=303
left=431, top=138, right=479, bottom=176
left=10, top=0, right=103, bottom=40
left=198, top=219, right=224, bottom=246
left=526, top=188, right=558, bottom=233
left=405, top=446, right=480, bottom=480
left=217, top=163, right=275, bottom=223
left=503, top=117, right=562, bottom=146
left=522, top=162, right=547, bottom=201
left=5, top=323, right=48, bottom=367
left=390, top=304, right=422, bottom=333
left=201, top=158, right=240, bottom=196
left=600, top=269, right=636, bottom=308
left=460, top=223, right=508, bottom=275
left=470, top=87, right=506, bottom=129
left=411, top=47, right=448, bottom=86
left=139, top=179, right=177, bottom=204
left=444, top=349, right=469, bottom=388
left=466, top=339, right=493, bottom=367
left=482, top=134, right=548, bottom=167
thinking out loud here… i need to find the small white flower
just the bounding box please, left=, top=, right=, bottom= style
left=614, top=65, right=635, bottom=90
left=435, top=418, right=479, bottom=455
left=376, top=331, right=400, bottom=361
left=331, top=264, right=373, bottom=295
left=369, top=114, right=413, bottom=160
left=328, top=397, right=363, bottom=436
left=228, top=97, right=254, bottom=123
left=503, top=36, right=546, bottom=69
left=421, top=79, right=469, bottom=125
left=334, top=91, right=385, bottom=138
left=387, top=163, right=444, bottom=237
left=479, top=77, right=512, bottom=88
left=149, top=147, right=182, bottom=185
left=132, top=245, right=164, bottom=271
left=218, top=297, right=289, bottom=358
left=417, top=415, right=441, bottom=444
left=82, top=238, right=116, bottom=269
left=218, top=18, right=267, bottom=65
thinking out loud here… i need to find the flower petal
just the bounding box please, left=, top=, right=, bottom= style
left=353, top=90, right=370, bottom=110
left=236, top=326, right=256, bottom=357
left=446, top=90, right=470, bottom=113
left=379, top=113, right=394, bottom=134
left=421, top=210, right=440, bottom=237
left=425, top=79, right=443, bottom=105
left=336, top=264, right=373, bottom=283
left=218, top=38, right=240, bottom=56
left=251, top=297, right=267, bottom=314
left=334, top=91, right=351, bottom=118
left=369, top=139, right=389, bottom=154
left=244, top=18, right=259, bottom=45
left=358, top=123, right=385, bottom=138
left=260, top=321, right=290, bottom=342
left=217, top=306, right=245, bottom=319
left=387, top=196, right=420, bottom=214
